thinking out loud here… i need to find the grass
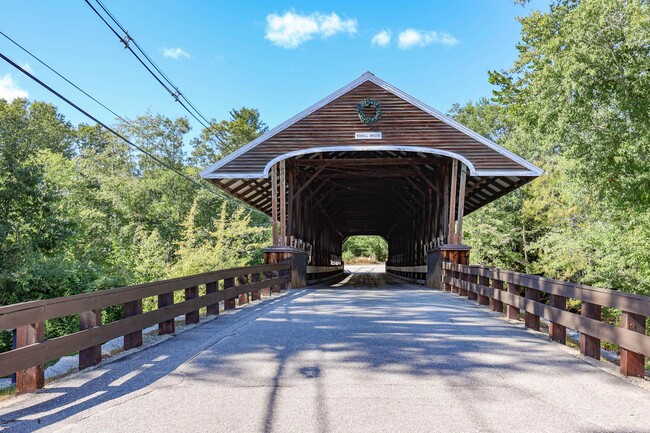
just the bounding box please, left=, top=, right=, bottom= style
left=345, top=256, right=382, bottom=265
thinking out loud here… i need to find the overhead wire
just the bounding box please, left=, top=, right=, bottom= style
left=0, top=44, right=269, bottom=223
left=84, top=0, right=227, bottom=144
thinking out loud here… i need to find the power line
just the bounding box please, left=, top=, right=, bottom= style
left=0, top=48, right=269, bottom=222
left=85, top=0, right=227, bottom=144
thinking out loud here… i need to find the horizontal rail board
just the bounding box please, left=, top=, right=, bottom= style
left=307, top=272, right=346, bottom=285
left=443, top=275, right=650, bottom=356
left=0, top=263, right=290, bottom=330
left=442, top=263, right=650, bottom=317
left=307, top=265, right=344, bottom=274
left=386, top=265, right=427, bottom=273
left=0, top=275, right=289, bottom=377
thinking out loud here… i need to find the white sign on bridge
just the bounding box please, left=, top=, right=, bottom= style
left=354, top=132, right=382, bottom=140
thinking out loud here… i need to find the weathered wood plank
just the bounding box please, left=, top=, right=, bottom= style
left=79, top=309, right=102, bottom=370
left=619, top=311, right=646, bottom=377
left=185, top=286, right=199, bottom=325
left=15, top=322, right=44, bottom=393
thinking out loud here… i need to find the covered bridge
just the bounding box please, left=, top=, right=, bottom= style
left=200, top=72, right=542, bottom=284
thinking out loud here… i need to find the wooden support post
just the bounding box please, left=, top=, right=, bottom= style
left=280, top=160, right=286, bottom=246
left=79, top=309, right=102, bottom=370
left=478, top=275, right=490, bottom=306
left=580, top=302, right=601, bottom=360
left=158, top=291, right=175, bottom=334
left=447, top=160, right=458, bottom=244
left=451, top=265, right=460, bottom=294
left=549, top=295, right=567, bottom=344
left=15, top=322, right=45, bottom=393
left=271, top=164, right=278, bottom=246
left=619, top=311, right=646, bottom=377
left=184, top=286, right=200, bottom=324
left=506, top=284, right=520, bottom=321
left=491, top=280, right=504, bottom=313
left=206, top=281, right=219, bottom=316
left=467, top=273, right=478, bottom=301
left=273, top=269, right=284, bottom=292
left=262, top=271, right=272, bottom=296
left=458, top=268, right=468, bottom=297
left=251, top=273, right=262, bottom=300
left=237, top=275, right=249, bottom=305
left=456, top=164, right=467, bottom=243
left=224, top=277, right=236, bottom=310
left=524, top=287, right=541, bottom=331
left=123, top=299, right=143, bottom=350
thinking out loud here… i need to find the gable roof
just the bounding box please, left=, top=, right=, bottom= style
left=201, top=72, right=542, bottom=179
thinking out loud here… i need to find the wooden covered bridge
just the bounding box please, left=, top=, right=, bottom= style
left=201, top=72, right=543, bottom=285
left=1, top=73, right=649, bottom=433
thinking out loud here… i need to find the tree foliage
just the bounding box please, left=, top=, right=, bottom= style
left=0, top=99, right=269, bottom=351
left=342, top=236, right=388, bottom=262
left=456, top=0, right=650, bottom=296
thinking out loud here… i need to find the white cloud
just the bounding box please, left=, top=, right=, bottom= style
left=20, top=62, right=33, bottom=73
left=0, top=74, right=28, bottom=101
left=371, top=30, right=391, bottom=47
left=397, top=28, right=459, bottom=49
left=265, top=11, right=357, bottom=49
left=162, top=47, right=190, bottom=59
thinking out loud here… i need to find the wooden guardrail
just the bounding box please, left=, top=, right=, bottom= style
left=442, top=262, right=650, bottom=378
left=307, top=265, right=344, bottom=285
left=0, top=262, right=291, bottom=393
left=386, top=265, right=427, bottom=285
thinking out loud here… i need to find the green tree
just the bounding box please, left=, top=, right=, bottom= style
left=190, top=107, right=268, bottom=167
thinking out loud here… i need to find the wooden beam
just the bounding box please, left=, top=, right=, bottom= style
left=271, top=164, right=278, bottom=246
left=280, top=160, right=286, bottom=246
left=447, top=160, right=458, bottom=244
left=456, top=164, right=467, bottom=243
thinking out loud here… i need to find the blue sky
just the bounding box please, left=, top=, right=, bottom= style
left=1, top=1, right=546, bottom=137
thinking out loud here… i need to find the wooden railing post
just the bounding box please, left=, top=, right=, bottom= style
left=123, top=299, right=143, bottom=350
left=580, top=302, right=601, bottom=360
left=158, top=291, right=175, bottom=334
left=477, top=276, right=490, bottom=306
left=224, top=277, right=236, bottom=310
left=79, top=309, right=102, bottom=370
left=272, top=270, right=283, bottom=293
left=458, top=268, right=468, bottom=297
left=237, top=275, right=249, bottom=305
left=491, top=280, right=504, bottom=313
left=15, top=322, right=45, bottom=393
left=524, top=287, right=541, bottom=331
left=251, top=273, right=262, bottom=300
left=443, top=263, right=452, bottom=292
left=262, top=271, right=272, bottom=296
left=185, top=286, right=199, bottom=324
left=467, top=273, right=478, bottom=301
left=506, top=283, right=520, bottom=321
left=620, top=311, right=646, bottom=377
left=206, top=281, right=219, bottom=316
left=549, top=295, right=567, bottom=344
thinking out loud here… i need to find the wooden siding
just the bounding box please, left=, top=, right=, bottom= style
left=215, top=81, right=528, bottom=175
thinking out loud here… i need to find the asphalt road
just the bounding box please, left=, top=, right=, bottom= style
left=1, top=269, right=649, bottom=433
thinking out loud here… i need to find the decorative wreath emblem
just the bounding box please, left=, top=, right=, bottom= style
left=356, top=98, right=382, bottom=124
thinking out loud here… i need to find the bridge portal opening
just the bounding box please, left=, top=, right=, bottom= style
left=342, top=235, right=387, bottom=275
left=201, top=72, right=542, bottom=286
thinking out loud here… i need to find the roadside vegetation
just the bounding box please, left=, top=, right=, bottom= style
left=342, top=236, right=388, bottom=264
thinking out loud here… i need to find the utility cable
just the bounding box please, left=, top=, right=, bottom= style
left=0, top=49, right=269, bottom=222
left=85, top=0, right=227, bottom=144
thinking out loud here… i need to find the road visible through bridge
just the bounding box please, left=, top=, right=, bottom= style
left=1, top=270, right=649, bottom=433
